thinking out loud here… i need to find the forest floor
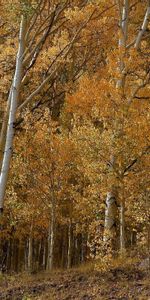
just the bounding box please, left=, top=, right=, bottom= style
left=0, top=261, right=149, bottom=300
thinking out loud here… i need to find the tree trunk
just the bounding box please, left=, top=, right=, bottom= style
left=117, top=0, right=129, bottom=88
left=74, top=234, right=79, bottom=265
left=0, top=16, right=26, bottom=213
left=104, top=191, right=118, bottom=247
left=120, top=201, right=125, bottom=252
left=61, top=226, right=67, bottom=268
left=117, top=0, right=129, bottom=253
left=0, top=90, right=12, bottom=169
left=24, top=240, right=28, bottom=271
left=81, top=233, right=85, bottom=263
left=42, top=240, right=46, bottom=270
left=148, top=223, right=150, bottom=271
left=104, top=0, right=129, bottom=252
left=67, top=221, right=72, bottom=269
left=47, top=201, right=55, bottom=270
left=28, top=236, right=33, bottom=273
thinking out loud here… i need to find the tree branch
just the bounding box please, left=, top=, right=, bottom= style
left=123, top=145, right=150, bottom=174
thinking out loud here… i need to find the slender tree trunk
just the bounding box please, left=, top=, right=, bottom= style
left=0, top=90, right=12, bottom=169
left=120, top=201, right=125, bottom=252
left=61, top=226, right=67, bottom=268
left=0, top=107, right=7, bottom=167
left=117, top=1, right=129, bottom=253
left=67, top=221, right=72, bottom=269
left=47, top=200, right=55, bottom=270
left=47, top=163, right=56, bottom=270
left=47, top=219, right=54, bottom=270
left=75, top=234, right=79, bottom=265
left=24, top=240, right=28, bottom=271
left=104, top=0, right=129, bottom=252
left=0, top=16, right=26, bottom=213
left=42, top=240, right=46, bottom=270
left=27, top=219, right=33, bottom=273
left=117, top=0, right=129, bottom=89
left=117, top=0, right=129, bottom=88
left=103, top=0, right=127, bottom=246
left=148, top=223, right=150, bottom=271
left=38, top=239, right=43, bottom=270
left=28, top=236, right=33, bottom=273
left=6, top=240, right=12, bottom=271
left=81, top=233, right=85, bottom=263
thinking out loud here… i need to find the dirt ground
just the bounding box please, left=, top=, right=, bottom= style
left=0, top=264, right=149, bottom=300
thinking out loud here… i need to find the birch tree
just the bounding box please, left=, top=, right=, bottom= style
left=104, top=0, right=150, bottom=253
left=0, top=0, right=98, bottom=213
left=104, top=0, right=129, bottom=250
left=0, top=16, right=27, bottom=213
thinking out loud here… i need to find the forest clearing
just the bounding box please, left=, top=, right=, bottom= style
left=0, top=0, right=150, bottom=299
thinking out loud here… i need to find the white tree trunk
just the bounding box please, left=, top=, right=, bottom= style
left=120, top=201, right=125, bottom=252
left=117, top=0, right=129, bottom=252
left=104, top=191, right=118, bottom=244
left=135, top=3, right=150, bottom=49
left=0, top=90, right=12, bottom=168
left=0, top=16, right=26, bottom=212
left=117, top=0, right=129, bottom=88
left=105, top=0, right=129, bottom=251
left=47, top=200, right=55, bottom=271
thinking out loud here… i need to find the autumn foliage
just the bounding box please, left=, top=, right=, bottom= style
left=0, top=0, right=149, bottom=273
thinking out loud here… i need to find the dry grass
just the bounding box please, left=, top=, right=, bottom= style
left=0, top=257, right=149, bottom=300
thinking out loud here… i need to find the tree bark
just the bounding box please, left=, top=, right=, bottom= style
left=47, top=217, right=54, bottom=270
left=47, top=196, right=55, bottom=270
left=28, top=236, right=33, bottom=273
left=67, top=221, right=72, bottom=269
left=117, top=0, right=129, bottom=87
left=120, top=200, right=125, bottom=252
left=0, top=16, right=27, bottom=212
left=117, top=0, right=129, bottom=253
left=0, top=89, right=12, bottom=169
left=148, top=223, right=150, bottom=271
left=104, top=0, right=129, bottom=252
left=104, top=191, right=118, bottom=247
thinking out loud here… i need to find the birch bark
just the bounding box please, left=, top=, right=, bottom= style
left=104, top=0, right=129, bottom=251
left=47, top=206, right=55, bottom=270
left=0, top=90, right=11, bottom=168
left=47, top=172, right=55, bottom=271
left=118, top=0, right=129, bottom=253
left=0, top=16, right=26, bottom=212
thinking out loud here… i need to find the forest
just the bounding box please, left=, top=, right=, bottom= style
left=0, top=0, right=150, bottom=299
